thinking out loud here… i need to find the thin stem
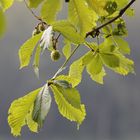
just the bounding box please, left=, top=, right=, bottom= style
left=52, top=45, right=81, bottom=79
left=23, top=0, right=44, bottom=22
left=86, top=0, right=136, bottom=37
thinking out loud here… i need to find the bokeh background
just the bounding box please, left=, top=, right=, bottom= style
left=0, top=1, right=140, bottom=140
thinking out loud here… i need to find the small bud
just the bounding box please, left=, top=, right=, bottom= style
left=39, top=24, right=45, bottom=32
left=32, top=28, right=40, bottom=36
left=51, top=50, right=61, bottom=61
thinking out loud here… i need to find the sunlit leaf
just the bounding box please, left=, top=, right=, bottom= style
left=18, top=33, right=42, bottom=69
left=51, top=84, right=86, bottom=125
left=8, top=88, right=41, bottom=136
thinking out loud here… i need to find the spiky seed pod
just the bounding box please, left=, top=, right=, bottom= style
left=51, top=50, right=61, bottom=61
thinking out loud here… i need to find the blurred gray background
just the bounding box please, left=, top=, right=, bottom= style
left=0, top=1, right=140, bottom=140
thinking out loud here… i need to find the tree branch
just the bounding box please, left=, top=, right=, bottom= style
left=49, top=0, right=136, bottom=80
left=86, top=0, right=136, bottom=37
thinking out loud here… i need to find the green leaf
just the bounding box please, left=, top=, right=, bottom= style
left=53, top=20, right=85, bottom=44
left=86, top=54, right=103, bottom=75
left=69, top=57, right=85, bottom=87
left=51, top=85, right=86, bottom=125
left=32, top=84, right=52, bottom=129
left=8, top=88, right=41, bottom=136
left=113, top=36, right=130, bottom=54
left=41, top=0, right=63, bottom=24
left=28, top=0, right=44, bottom=8
left=99, top=38, right=117, bottom=53
left=82, top=52, right=106, bottom=84
left=0, top=8, right=5, bottom=37
left=126, top=8, right=134, bottom=16
left=33, top=46, right=41, bottom=79
left=68, top=0, right=98, bottom=36
left=89, top=68, right=106, bottom=84
left=86, top=0, right=108, bottom=16
left=19, top=33, right=42, bottom=69
left=55, top=75, right=78, bottom=88
left=100, top=53, right=120, bottom=68
left=115, top=0, right=128, bottom=9
left=54, top=80, right=72, bottom=89
left=62, top=39, right=71, bottom=59
left=112, top=53, right=135, bottom=75
left=26, top=105, right=38, bottom=133
left=0, top=0, right=14, bottom=11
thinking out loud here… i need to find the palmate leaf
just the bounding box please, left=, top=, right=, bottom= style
left=98, top=39, right=134, bottom=75
left=50, top=84, right=86, bottom=125
left=8, top=88, right=41, bottom=136
left=82, top=51, right=106, bottom=84
left=68, top=0, right=98, bottom=36
left=18, top=33, right=42, bottom=69
left=53, top=20, right=85, bottom=44
left=32, top=84, right=52, bottom=129
left=41, top=0, right=63, bottom=24
left=0, top=0, right=14, bottom=11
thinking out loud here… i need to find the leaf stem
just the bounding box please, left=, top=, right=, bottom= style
left=52, top=45, right=81, bottom=79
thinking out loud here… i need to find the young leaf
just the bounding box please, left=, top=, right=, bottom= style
left=86, top=0, right=108, bottom=16
left=89, top=68, right=106, bottom=84
left=8, top=88, right=41, bottom=136
left=82, top=51, right=106, bottom=84
left=69, top=57, right=85, bottom=87
left=28, top=0, right=44, bottom=8
left=99, top=53, right=120, bottom=68
left=55, top=75, right=78, bottom=88
left=50, top=84, right=86, bottom=125
left=19, top=33, right=42, bottom=69
left=26, top=105, right=38, bottom=133
left=33, top=46, right=41, bottom=79
left=112, top=53, right=135, bottom=75
left=62, top=40, right=71, bottom=60
left=113, top=36, right=130, bottom=54
left=53, top=20, right=85, bottom=44
left=41, top=0, right=63, bottom=24
left=32, top=84, right=52, bottom=129
left=54, top=80, right=72, bottom=88
left=86, top=54, right=103, bottom=75
left=68, top=0, right=98, bottom=36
